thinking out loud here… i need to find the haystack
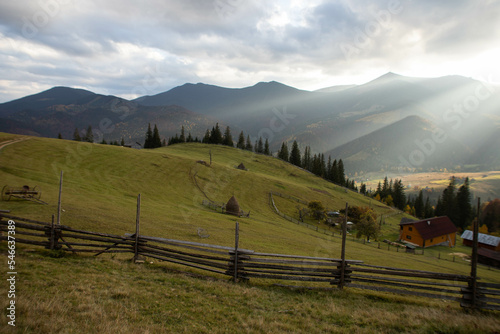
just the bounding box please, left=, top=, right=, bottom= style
left=237, top=163, right=247, bottom=170
left=225, top=196, right=241, bottom=216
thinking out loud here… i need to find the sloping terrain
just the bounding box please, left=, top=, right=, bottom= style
left=1, top=133, right=499, bottom=332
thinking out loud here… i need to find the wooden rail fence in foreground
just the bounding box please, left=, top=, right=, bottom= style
left=1, top=213, right=498, bottom=311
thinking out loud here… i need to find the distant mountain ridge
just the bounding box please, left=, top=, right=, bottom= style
left=1, top=73, right=499, bottom=172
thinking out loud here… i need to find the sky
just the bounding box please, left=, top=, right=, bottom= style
left=1, top=0, right=499, bottom=102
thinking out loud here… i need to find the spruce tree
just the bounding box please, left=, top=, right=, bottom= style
left=245, top=135, right=253, bottom=151
left=289, top=140, right=301, bottom=167
left=277, top=142, right=289, bottom=161
left=257, top=137, right=264, bottom=153
left=153, top=124, right=162, bottom=148
left=180, top=126, right=186, bottom=143
left=456, top=177, right=472, bottom=230
left=73, top=127, right=81, bottom=141
left=144, top=123, right=153, bottom=148
left=121, top=137, right=125, bottom=146
left=326, top=156, right=332, bottom=181
left=264, top=138, right=270, bottom=155
left=210, top=123, right=223, bottom=144
left=337, top=159, right=345, bottom=186
left=441, top=177, right=458, bottom=224
left=203, top=129, right=211, bottom=143
left=237, top=131, right=245, bottom=149
left=331, top=159, right=338, bottom=184
left=223, top=126, right=234, bottom=147
left=84, top=125, right=94, bottom=143
left=415, top=190, right=425, bottom=218
left=302, top=146, right=312, bottom=171
left=392, top=179, right=406, bottom=210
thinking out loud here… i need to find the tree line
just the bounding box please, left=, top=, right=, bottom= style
left=276, top=140, right=360, bottom=191
left=373, top=177, right=406, bottom=211
left=69, top=125, right=125, bottom=146
left=166, top=123, right=273, bottom=156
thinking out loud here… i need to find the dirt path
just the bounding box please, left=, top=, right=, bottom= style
left=0, top=137, right=29, bottom=151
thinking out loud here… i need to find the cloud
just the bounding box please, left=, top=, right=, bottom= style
left=0, top=0, right=499, bottom=102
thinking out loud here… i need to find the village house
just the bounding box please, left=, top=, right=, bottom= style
left=461, top=230, right=500, bottom=251
left=461, top=231, right=500, bottom=268
left=399, top=216, right=457, bottom=248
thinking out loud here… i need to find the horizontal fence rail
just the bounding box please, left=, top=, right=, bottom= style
left=1, top=213, right=498, bottom=312
left=462, top=282, right=500, bottom=311
left=347, top=263, right=470, bottom=302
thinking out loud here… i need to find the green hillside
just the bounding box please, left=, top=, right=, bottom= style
left=1, top=132, right=497, bottom=275
left=1, top=133, right=500, bottom=332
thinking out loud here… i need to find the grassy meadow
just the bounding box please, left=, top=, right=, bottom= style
left=1, top=133, right=499, bottom=333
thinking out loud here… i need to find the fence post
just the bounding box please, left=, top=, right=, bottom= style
left=134, top=194, right=141, bottom=262
left=50, top=214, right=55, bottom=250
left=470, top=198, right=480, bottom=309
left=339, top=202, right=348, bottom=289
left=233, top=221, right=239, bottom=283
left=57, top=171, right=63, bottom=225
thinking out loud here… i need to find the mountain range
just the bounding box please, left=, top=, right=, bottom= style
left=1, top=72, right=499, bottom=174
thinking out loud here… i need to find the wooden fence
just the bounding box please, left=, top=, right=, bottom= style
left=1, top=213, right=499, bottom=311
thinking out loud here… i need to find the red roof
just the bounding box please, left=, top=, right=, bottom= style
left=400, top=216, right=457, bottom=240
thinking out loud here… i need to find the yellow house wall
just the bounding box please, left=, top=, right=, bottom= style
left=400, top=225, right=424, bottom=246
left=400, top=225, right=456, bottom=247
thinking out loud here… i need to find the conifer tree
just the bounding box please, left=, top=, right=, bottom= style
left=153, top=124, right=162, bottom=148
left=441, top=177, right=458, bottom=224
left=256, top=137, right=264, bottom=153
left=337, top=159, right=345, bottom=186
left=289, top=140, right=301, bottom=167
left=180, top=126, right=186, bottom=143
left=331, top=159, right=338, bottom=183
left=121, top=137, right=125, bottom=146
left=277, top=142, right=289, bottom=161
left=210, top=123, right=223, bottom=144
left=223, top=126, right=234, bottom=147
left=144, top=123, right=153, bottom=148
left=84, top=125, right=94, bottom=143
left=302, top=146, right=312, bottom=171
left=203, top=129, right=211, bottom=143
left=456, top=177, right=472, bottom=230
left=245, top=135, right=253, bottom=151
left=73, top=127, right=81, bottom=141
left=264, top=138, right=270, bottom=155
left=237, top=131, right=245, bottom=149
left=415, top=190, right=425, bottom=218
left=392, top=179, right=406, bottom=211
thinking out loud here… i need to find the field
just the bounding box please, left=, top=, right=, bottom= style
left=363, top=171, right=500, bottom=204
left=1, top=133, right=499, bottom=333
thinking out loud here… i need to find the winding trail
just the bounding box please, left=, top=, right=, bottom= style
left=0, top=137, right=29, bottom=152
